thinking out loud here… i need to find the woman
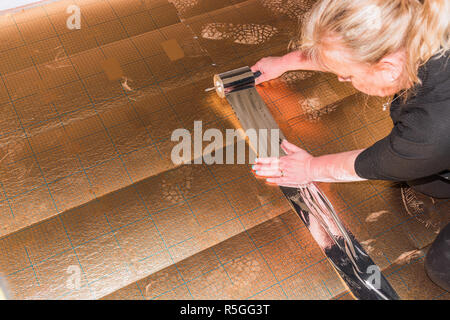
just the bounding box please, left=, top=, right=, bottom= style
left=252, top=0, right=449, bottom=292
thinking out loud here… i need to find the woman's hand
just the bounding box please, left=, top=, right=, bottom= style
left=253, top=140, right=315, bottom=187
left=252, top=51, right=324, bottom=85
left=253, top=140, right=366, bottom=186
left=251, top=56, right=288, bottom=85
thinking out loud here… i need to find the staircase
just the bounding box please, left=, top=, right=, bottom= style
left=0, top=0, right=447, bottom=300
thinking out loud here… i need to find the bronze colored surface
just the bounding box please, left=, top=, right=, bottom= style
left=0, top=0, right=447, bottom=300
left=160, top=39, right=185, bottom=61
left=101, top=57, right=124, bottom=81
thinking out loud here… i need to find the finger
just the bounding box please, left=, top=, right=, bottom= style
left=252, top=161, right=281, bottom=171
left=255, top=75, right=268, bottom=85
left=250, top=64, right=259, bottom=73
left=255, top=169, right=282, bottom=177
left=266, top=178, right=305, bottom=187
left=254, top=157, right=279, bottom=164
left=252, top=164, right=271, bottom=171
left=266, top=176, right=310, bottom=187
left=266, top=177, right=290, bottom=184
left=281, top=139, right=301, bottom=154
left=254, top=165, right=282, bottom=175
left=280, top=142, right=291, bottom=155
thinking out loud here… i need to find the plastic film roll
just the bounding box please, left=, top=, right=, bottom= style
left=213, top=65, right=400, bottom=300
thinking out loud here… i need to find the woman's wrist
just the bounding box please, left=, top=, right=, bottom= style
left=281, top=50, right=324, bottom=73
left=280, top=51, right=303, bottom=71
left=308, top=150, right=367, bottom=183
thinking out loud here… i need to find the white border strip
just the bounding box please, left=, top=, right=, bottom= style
left=0, top=0, right=59, bottom=15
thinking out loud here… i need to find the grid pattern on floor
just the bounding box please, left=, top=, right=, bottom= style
left=0, top=0, right=448, bottom=300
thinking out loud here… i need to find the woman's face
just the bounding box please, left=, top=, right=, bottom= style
left=320, top=45, right=407, bottom=97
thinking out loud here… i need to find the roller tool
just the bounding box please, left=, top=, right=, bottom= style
left=205, top=68, right=262, bottom=97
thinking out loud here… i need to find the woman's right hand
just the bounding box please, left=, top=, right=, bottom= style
left=251, top=56, right=288, bottom=85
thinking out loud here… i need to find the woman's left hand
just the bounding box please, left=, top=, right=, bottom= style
left=253, top=140, right=315, bottom=187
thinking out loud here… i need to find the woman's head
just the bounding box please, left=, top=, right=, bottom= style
left=298, top=0, right=449, bottom=97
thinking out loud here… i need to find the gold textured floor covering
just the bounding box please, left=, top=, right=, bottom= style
left=0, top=0, right=448, bottom=300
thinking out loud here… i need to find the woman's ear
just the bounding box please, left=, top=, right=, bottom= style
left=377, top=50, right=405, bottom=83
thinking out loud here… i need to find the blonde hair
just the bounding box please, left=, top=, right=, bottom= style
left=297, top=0, right=450, bottom=86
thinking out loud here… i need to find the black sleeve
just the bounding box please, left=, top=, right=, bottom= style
left=355, top=101, right=450, bottom=182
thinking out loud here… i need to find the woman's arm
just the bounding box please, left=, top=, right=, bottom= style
left=308, top=149, right=366, bottom=183
left=251, top=50, right=324, bottom=84
left=280, top=50, right=324, bottom=72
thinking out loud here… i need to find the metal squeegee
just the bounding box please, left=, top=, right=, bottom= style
left=210, top=66, right=400, bottom=300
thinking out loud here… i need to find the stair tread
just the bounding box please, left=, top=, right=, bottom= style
left=0, top=165, right=291, bottom=299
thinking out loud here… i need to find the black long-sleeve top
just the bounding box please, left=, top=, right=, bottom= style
left=355, top=52, right=450, bottom=185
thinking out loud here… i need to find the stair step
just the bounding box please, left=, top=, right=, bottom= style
left=0, top=0, right=182, bottom=76
left=101, top=209, right=342, bottom=300
left=0, top=161, right=291, bottom=299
